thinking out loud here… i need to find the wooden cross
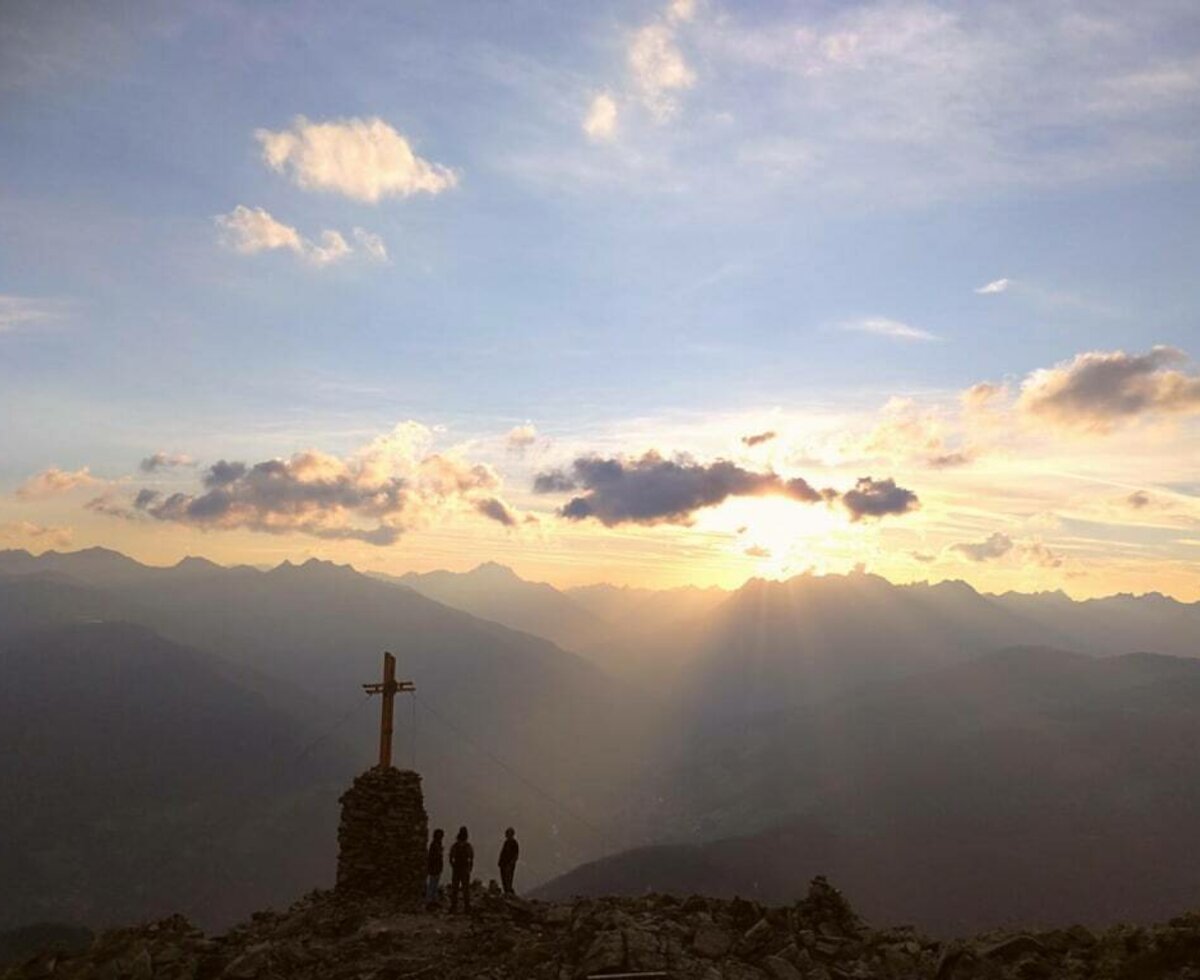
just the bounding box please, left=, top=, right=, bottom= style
left=362, top=651, right=415, bottom=769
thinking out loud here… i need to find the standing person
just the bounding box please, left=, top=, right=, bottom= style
left=425, top=828, right=444, bottom=909
left=498, top=827, right=520, bottom=896
left=449, top=826, right=474, bottom=913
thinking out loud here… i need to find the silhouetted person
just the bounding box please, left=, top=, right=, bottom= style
left=425, top=828, right=444, bottom=908
left=498, top=826, right=519, bottom=895
left=449, top=826, right=474, bottom=913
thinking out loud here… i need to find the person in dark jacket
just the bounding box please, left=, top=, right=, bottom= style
left=498, top=827, right=519, bottom=896
left=425, top=828, right=444, bottom=908
left=448, top=826, right=474, bottom=913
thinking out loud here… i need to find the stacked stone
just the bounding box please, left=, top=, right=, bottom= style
left=335, top=767, right=428, bottom=901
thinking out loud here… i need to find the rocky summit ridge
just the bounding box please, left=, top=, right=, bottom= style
left=7, top=877, right=1200, bottom=980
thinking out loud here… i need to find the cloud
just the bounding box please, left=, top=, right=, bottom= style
left=583, top=93, right=619, bottom=142
left=1019, top=540, right=1062, bottom=568
left=16, top=466, right=99, bottom=500
left=535, top=452, right=829, bottom=526
left=841, top=476, right=920, bottom=521
left=95, top=423, right=517, bottom=546
left=628, top=21, right=696, bottom=120
left=839, top=317, right=937, bottom=342
left=975, top=278, right=1011, bottom=294
left=1126, top=490, right=1152, bottom=509
left=475, top=497, right=518, bottom=528
left=0, top=520, right=73, bottom=548
left=962, top=381, right=1009, bottom=410
left=256, top=116, right=458, bottom=203
left=744, top=544, right=771, bottom=558
left=533, top=470, right=578, bottom=493
left=534, top=453, right=919, bottom=527
left=741, top=430, right=777, bottom=448
left=215, top=206, right=385, bottom=267
left=0, top=295, right=67, bottom=334
left=859, top=397, right=973, bottom=469
left=505, top=424, right=539, bottom=454
left=926, top=451, right=973, bottom=469
left=352, top=228, right=389, bottom=262
left=215, top=205, right=301, bottom=254
left=947, top=532, right=1063, bottom=568
left=139, top=451, right=195, bottom=473
left=951, top=531, right=1014, bottom=562
left=1018, top=346, right=1200, bottom=432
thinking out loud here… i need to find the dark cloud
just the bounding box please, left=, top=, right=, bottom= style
left=951, top=532, right=1014, bottom=562
left=1126, top=490, right=1151, bottom=509
left=139, top=451, right=194, bottom=473
left=205, top=460, right=248, bottom=488
left=744, top=544, right=771, bottom=558
left=841, top=477, right=920, bottom=521
left=741, top=431, right=777, bottom=448
left=911, top=551, right=937, bottom=563
left=111, top=441, right=508, bottom=546
left=926, top=450, right=973, bottom=469
left=534, top=453, right=918, bottom=528
left=537, top=452, right=828, bottom=527
left=1020, top=541, right=1062, bottom=568
left=475, top=497, right=517, bottom=527
left=1018, top=346, right=1200, bottom=431
left=533, top=470, right=577, bottom=493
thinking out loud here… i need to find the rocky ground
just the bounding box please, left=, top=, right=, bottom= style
left=7, top=877, right=1200, bottom=980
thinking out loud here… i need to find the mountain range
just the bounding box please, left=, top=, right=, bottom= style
left=3, top=548, right=1199, bottom=934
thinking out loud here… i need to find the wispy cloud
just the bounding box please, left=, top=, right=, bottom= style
left=256, top=116, right=458, bottom=203
left=0, top=295, right=68, bottom=334
left=975, top=278, right=1011, bottom=295
left=139, top=452, right=195, bottom=473
left=839, top=317, right=937, bottom=342
left=0, top=520, right=73, bottom=549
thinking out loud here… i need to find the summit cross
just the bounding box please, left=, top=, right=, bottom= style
left=362, top=651, right=415, bottom=769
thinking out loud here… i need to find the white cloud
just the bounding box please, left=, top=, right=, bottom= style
left=583, top=93, right=619, bottom=142
left=975, top=278, right=1011, bottom=295
left=215, top=206, right=386, bottom=268
left=839, top=317, right=937, bottom=342
left=256, top=116, right=458, bottom=203
left=215, top=205, right=304, bottom=255
left=628, top=22, right=696, bottom=120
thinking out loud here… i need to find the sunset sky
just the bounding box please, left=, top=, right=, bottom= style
left=2, top=0, right=1199, bottom=597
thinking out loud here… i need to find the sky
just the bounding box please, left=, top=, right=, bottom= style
left=2, top=0, right=1200, bottom=598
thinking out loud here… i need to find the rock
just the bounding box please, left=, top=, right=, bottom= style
left=762, top=954, right=804, bottom=980
left=739, top=918, right=773, bottom=954
left=979, top=934, right=1046, bottom=962
left=128, top=947, right=153, bottom=980
left=579, top=929, right=624, bottom=976
left=693, top=925, right=734, bottom=959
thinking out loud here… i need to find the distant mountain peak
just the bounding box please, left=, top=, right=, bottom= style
left=470, top=561, right=522, bottom=580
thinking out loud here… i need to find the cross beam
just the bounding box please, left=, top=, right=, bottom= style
left=362, top=651, right=415, bottom=769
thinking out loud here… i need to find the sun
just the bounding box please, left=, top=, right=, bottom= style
left=702, top=496, right=845, bottom=570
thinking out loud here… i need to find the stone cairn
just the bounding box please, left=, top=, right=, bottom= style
left=335, top=766, right=428, bottom=901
